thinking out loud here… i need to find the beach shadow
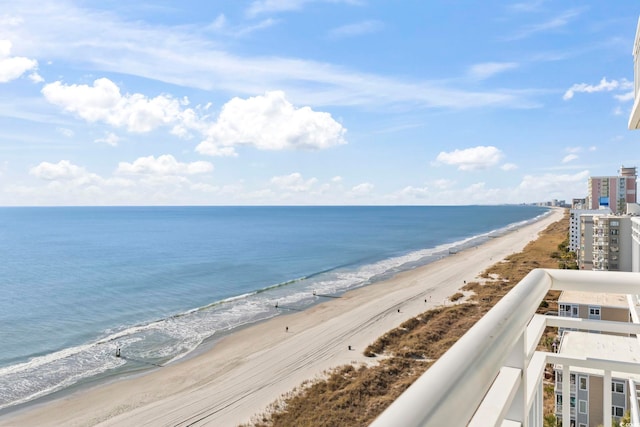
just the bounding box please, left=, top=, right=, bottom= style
left=313, top=291, right=341, bottom=299
left=275, top=305, right=303, bottom=312
left=119, top=355, right=163, bottom=368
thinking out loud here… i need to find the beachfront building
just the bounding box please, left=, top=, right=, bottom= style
left=369, top=269, right=640, bottom=427
left=586, top=167, right=637, bottom=215
left=572, top=199, right=587, bottom=210
left=555, top=291, right=634, bottom=426
left=629, top=16, right=640, bottom=129
left=592, top=215, right=633, bottom=272
left=570, top=209, right=609, bottom=253
left=553, top=331, right=640, bottom=427
left=557, top=291, right=630, bottom=336
left=633, top=217, right=640, bottom=272
left=579, top=214, right=597, bottom=270
left=579, top=214, right=635, bottom=271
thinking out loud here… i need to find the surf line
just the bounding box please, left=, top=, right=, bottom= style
left=115, top=349, right=163, bottom=368
left=274, top=302, right=303, bottom=312
left=312, top=290, right=341, bottom=299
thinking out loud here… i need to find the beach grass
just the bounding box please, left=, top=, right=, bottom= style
left=245, top=209, right=570, bottom=427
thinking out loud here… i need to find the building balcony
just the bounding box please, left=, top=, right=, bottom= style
left=370, top=269, right=640, bottom=427
left=554, top=404, right=576, bottom=419
left=630, top=89, right=640, bottom=129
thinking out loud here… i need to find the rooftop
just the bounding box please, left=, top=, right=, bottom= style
left=558, top=290, right=629, bottom=308
left=558, top=330, right=640, bottom=380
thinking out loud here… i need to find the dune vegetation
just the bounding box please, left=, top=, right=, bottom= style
left=245, top=210, right=571, bottom=427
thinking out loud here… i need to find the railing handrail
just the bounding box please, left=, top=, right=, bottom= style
left=370, top=269, right=640, bottom=427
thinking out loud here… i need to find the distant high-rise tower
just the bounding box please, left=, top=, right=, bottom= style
left=587, top=166, right=637, bottom=213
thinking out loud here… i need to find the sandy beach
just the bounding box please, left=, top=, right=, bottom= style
left=0, top=208, right=563, bottom=427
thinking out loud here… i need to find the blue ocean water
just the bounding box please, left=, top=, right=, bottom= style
left=0, top=205, right=548, bottom=410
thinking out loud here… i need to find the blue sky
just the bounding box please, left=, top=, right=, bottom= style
left=0, top=0, right=638, bottom=206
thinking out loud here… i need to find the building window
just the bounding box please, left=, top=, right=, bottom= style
left=612, top=380, right=625, bottom=394
left=589, top=307, right=600, bottom=316
left=579, top=399, right=587, bottom=414
left=612, top=405, right=624, bottom=417
left=579, top=376, right=587, bottom=390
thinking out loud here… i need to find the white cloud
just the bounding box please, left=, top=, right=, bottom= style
left=270, top=172, right=318, bottom=192
left=95, top=132, right=120, bottom=146
left=30, top=160, right=89, bottom=181
left=116, top=155, right=213, bottom=176
left=208, top=14, right=227, bottom=31
left=16, top=158, right=221, bottom=206
left=196, top=91, right=347, bottom=157
left=1, top=2, right=529, bottom=111
left=518, top=170, right=589, bottom=194
left=328, top=20, right=383, bottom=39
left=508, top=9, right=583, bottom=40
left=508, top=1, right=547, bottom=13
left=0, top=39, right=38, bottom=83
left=28, top=72, right=43, bottom=83
left=435, top=146, right=504, bottom=171
left=247, top=0, right=309, bottom=16
left=400, top=185, right=430, bottom=198
left=614, top=91, right=634, bottom=102
left=41, top=78, right=199, bottom=134
left=560, top=148, right=581, bottom=163
left=434, top=179, right=455, bottom=189
left=501, top=163, right=518, bottom=171
left=563, top=77, right=630, bottom=100
left=207, top=13, right=277, bottom=37
left=468, top=62, right=518, bottom=80
left=56, top=127, right=74, bottom=138
left=246, top=0, right=361, bottom=17
left=349, top=182, right=374, bottom=196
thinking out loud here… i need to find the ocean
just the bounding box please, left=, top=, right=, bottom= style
left=0, top=205, right=549, bottom=411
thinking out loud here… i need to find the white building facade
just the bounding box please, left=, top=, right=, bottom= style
left=592, top=215, right=632, bottom=272
left=570, top=209, right=608, bottom=253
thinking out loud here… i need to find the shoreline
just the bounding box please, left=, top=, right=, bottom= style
left=0, top=207, right=563, bottom=427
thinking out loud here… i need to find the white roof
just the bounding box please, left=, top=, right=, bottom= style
left=557, top=331, right=640, bottom=380
left=558, top=291, right=629, bottom=308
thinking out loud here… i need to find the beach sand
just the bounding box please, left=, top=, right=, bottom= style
left=0, top=208, right=563, bottom=427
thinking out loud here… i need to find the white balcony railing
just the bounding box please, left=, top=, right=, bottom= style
left=370, top=269, right=640, bottom=427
